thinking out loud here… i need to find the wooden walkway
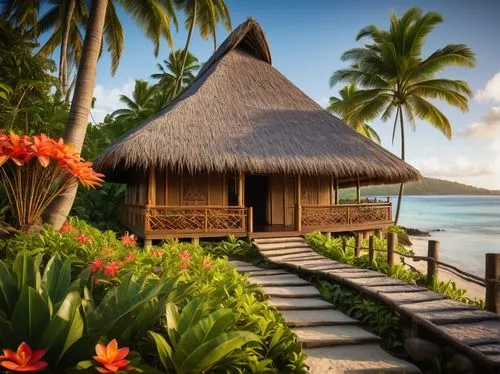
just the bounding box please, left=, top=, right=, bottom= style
left=229, top=260, right=421, bottom=373
left=252, top=236, right=500, bottom=372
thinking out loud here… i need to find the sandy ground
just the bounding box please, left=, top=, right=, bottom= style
left=407, top=236, right=484, bottom=301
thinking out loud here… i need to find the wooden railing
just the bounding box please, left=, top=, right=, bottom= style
left=144, top=205, right=248, bottom=234
left=301, top=202, right=392, bottom=229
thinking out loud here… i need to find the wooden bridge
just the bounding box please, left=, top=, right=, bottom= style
left=252, top=236, right=500, bottom=372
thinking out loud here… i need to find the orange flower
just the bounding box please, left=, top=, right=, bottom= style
left=59, top=223, right=74, bottom=233
left=179, top=250, right=190, bottom=262
left=0, top=342, right=48, bottom=372
left=101, top=245, right=113, bottom=256
left=180, top=262, right=189, bottom=270
left=120, top=233, right=137, bottom=248
left=93, top=339, right=131, bottom=374
left=76, top=234, right=91, bottom=245
left=203, top=258, right=212, bottom=269
left=151, top=249, right=164, bottom=257
left=91, top=258, right=104, bottom=273
left=103, top=261, right=121, bottom=277
left=124, top=252, right=135, bottom=263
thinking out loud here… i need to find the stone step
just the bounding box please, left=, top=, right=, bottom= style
left=249, top=274, right=310, bottom=286
left=253, top=237, right=305, bottom=244
left=259, top=247, right=315, bottom=257
left=305, top=344, right=422, bottom=373
left=378, top=290, right=447, bottom=306
left=262, top=285, right=321, bottom=298
left=269, top=297, right=336, bottom=310
left=228, top=260, right=253, bottom=267
left=281, top=309, right=358, bottom=327
left=292, top=325, right=381, bottom=348
left=256, top=242, right=310, bottom=250
left=235, top=265, right=267, bottom=272
left=268, top=252, right=324, bottom=262
left=244, top=269, right=289, bottom=276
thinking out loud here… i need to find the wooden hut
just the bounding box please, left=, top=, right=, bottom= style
left=95, top=19, right=421, bottom=245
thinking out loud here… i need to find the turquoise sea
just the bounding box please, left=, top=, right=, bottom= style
left=385, top=195, right=500, bottom=277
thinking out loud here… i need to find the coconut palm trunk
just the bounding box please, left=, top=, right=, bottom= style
left=394, top=106, right=405, bottom=225
left=45, top=0, right=108, bottom=229
left=175, top=0, right=197, bottom=97
left=59, top=0, right=76, bottom=96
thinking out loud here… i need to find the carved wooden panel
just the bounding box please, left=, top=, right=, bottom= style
left=300, top=177, right=313, bottom=204
left=182, top=174, right=207, bottom=205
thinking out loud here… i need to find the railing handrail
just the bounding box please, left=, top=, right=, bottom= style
left=141, top=205, right=247, bottom=210
left=302, top=202, right=391, bottom=208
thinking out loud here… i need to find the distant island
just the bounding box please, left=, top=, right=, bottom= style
left=359, top=177, right=500, bottom=196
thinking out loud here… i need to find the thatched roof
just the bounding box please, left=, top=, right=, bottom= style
left=95, top=18, right=421, bottom=186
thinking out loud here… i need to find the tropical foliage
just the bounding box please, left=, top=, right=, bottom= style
left=331, top=7, right=475, bottom=224
left=0, top=218, right=308, bottom=372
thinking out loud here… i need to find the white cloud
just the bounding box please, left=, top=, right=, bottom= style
left=476, top=72, right=500, bottom=102
left=90, top=79, right=135, bottom=123
left=458, top=106, right=500, bottom=139
left=409, top=156, right=494, bottom=178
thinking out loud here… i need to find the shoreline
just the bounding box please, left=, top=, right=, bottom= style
left=407, top=236, right=484, bottom=301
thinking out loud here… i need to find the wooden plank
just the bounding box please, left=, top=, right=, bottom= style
left=399, top=299, right=479, bottom=314
left=270, top=253, right=324, bottom=261
left=343, top=276, right=407, bottom=288
left=244, top=269, right=289, bottom=276
left=378, top=290, right=447, bottom=306
left=249, top=274, right=310, bottom=286
left=435, top=320, right=500, bottom=346
left=415, top=310, right=500, bottom=325
left=325, top=270, right=385, bottom=279
left=370, top=285, right=429, bottom=294
left=262, top=286, right=321, bottom=298
left=261, top=247, right=315, bottom=257
left=473, top=344, right=500, bottom=356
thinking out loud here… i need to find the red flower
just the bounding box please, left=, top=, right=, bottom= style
left=76, top=234, right=91, bottom=245
left=93, top=339, right=131, bottom=373
left=103, top=262, right=121, bottom=277
left=0, top=342, right=48, bottom=372
left=59, top=223, right=74, bottom=233
left=101, top=245, right=113, bottom=256
left=124, top=252, right=135, bottom=263
left=203, top=258, right=212, bottom=269
left=91, top=258, right=104, bottom=273
left=151, top=249, right=164, bottom=257
left=179, top=250, right=191, bottom=262
left=120, top=233, right=137, bottom=248
left=180, top=262, right=188, bottom=271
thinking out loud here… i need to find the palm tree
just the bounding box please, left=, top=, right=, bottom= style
left=111, top=80, right=157, bottom=122
left=45, top=0, right=178, bottom=228
left=173, top=0, right=231, bottom=96
left=328, top=84, right=381, bottom=143
left=151, top=49, right=200, bottom=100
left=330, top=7, right=475, bottom=224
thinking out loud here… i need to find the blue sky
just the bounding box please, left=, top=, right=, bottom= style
left=87, top=0, right=500, bottom=189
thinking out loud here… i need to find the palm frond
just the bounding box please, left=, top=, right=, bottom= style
left=408, top=96, right=452, bottom=139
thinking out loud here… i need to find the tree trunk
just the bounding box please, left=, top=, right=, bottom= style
left=59, top=0, right=76, bottom=97
left=45, top=0, right=108, bottom=229
left=174, top=0, right=197, bottom=97
left=394, top=106, right=405, bottom=225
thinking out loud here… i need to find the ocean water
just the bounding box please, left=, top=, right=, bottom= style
left=386, top=195, right=500, bottom=277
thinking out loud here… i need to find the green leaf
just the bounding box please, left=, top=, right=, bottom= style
left=11, top=286, right=50, bottom=345
left=42, top=255, right=72, bottom=306
left=40, top=291, right=83, bottom=365
left=12, top=251, right=37, bottom=290
left=165, top=301, right=179, bottom=345
left=0, top=261, right=19, bottom=317
left=148, top=330, right=175, bottom=371
left=181, top=331, right=260, bottom=373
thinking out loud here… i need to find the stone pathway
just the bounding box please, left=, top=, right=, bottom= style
left=229, top=259, right=421, bottom=373
left=252, top=236, right=500, bottom=371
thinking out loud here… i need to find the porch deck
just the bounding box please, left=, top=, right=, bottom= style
left=120, top=202, right=393, bottom=240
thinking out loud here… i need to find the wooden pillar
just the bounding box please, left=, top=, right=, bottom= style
left=247, top=207, right=253, bottom=234
left=330, top=175, right=334, bottom=205
left=387, top=232, right=397, bottom=266
left=164, top=169, right=168, bottom=205
left=354, top=234, right=361, bottom=257
left=356, top=178, right=361, bottom=203
left=237, top=171, right=244, bottom=206
left=368, top=236, right=375, bottom=265
left=335, top=179, right=340, bottom=205
left=144, top=239, right=152, bottom=248
left=296, top=175, right=302, bottom=231
left=191, top=237, right=200, bottom=246
left=342, top=237, right=347, bottom=252
left=148, top=168, right=156, bottom=206
left=427, top=240, right=440, bottom=286
left=485, top=253, right=500, bottom=314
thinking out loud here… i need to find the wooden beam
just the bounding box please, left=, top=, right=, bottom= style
left=283, top=174, right=287, bottom=225
left=335, top=179, right=340, bottom=205
left=148, top=168, right=156, bottom=205
left=356, top=178, right=361, bottom=203
left=330, top=176, right=334, bottom=205
left=164, top=169, right=168, bottom=205
left=238, top=171, right=244, bottom=206
left=296, top=175, right=302, bottom=231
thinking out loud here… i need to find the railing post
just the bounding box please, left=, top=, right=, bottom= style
left=354, top=234, right=361, bottom=257
left=346, top=206, right=350, bottom=224
left=485, top=253, right=500, bottom=314
left=368, top=236, right=375, bottom=265
left=247, top=207, right=253, bottom=234
left=297, top=205, right=302, bottom=232
left=144, top=205, right=150, bottom=231
left=204, top=208, right=208, bottom=233
left=427, top=240, right=440, bottom=286
left=342, top=237, right=347, bottom=253
left=387, top=232, right=397, bottom=266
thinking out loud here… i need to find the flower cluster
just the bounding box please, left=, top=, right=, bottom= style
left=91, top=258, right=122, bottom=277
left=120, top=233, right=137, bottom=248
left=0, top=131, right=104, bottom=188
